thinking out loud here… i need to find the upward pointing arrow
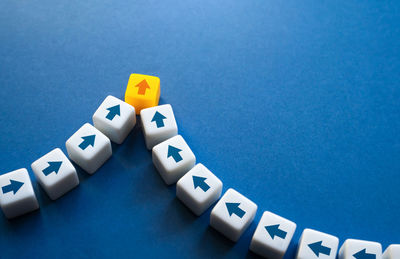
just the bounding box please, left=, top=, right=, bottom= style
left=192, top=176, right=210, bottom=192
left=42, top=161, right=62, bottom=176
left=167, top=145, right=183, bottom=162
left=225, top=202, right=246, bottom=218
left=151, top=111, right=166, bottom=128
left=265, top=224, right=287, bottom=240
left=2, top=180, right=24, bottom=194
left=353, top=249, right=376, bottom=259
left=106, top=104, right=120, bottom=120
left=135, top=80, right=150, bottom=95
left=79, top=135, right=96, bottom=150
left=308, top=241, right=331, bottom=257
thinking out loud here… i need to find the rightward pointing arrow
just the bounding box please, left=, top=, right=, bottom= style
left=353, top=249, right=376, bottom=259
left=192, top=176, right=210, bottom=192
left=265, top=224, right=287, bottom=240
left=79, top=135, right=96, bottom=150
left=225, top=202, right=245, bottom=218
left=42, top=161, right=62, bottom=176
left=167, top=145, right=183, bottom=162
left=151, top=111, right=166, bottom=128
left=106, top=104, right=120, bottom=120
left=308, top=241, right=331, bottom=257
left=135, top=80, right=150, bottom=95
left=2, top=180, right=24, bottom=194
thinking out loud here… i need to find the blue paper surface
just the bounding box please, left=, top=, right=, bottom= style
left=0, top=0, right=399, bottom=258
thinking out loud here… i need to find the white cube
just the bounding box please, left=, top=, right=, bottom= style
left=339, top=239, right=382, bottom=259
left=210, top=188, right=257, bottom=242
left=383, top=244, right=400, bottom=259
left=250, top=211, right=297, bottom=259
left=176, top=163, right=223, bottom=216
left=0, top=169, right=39, bottom=219
left=31, top=148, right=79, bottom=200
left=141, top=104, right=178, bottom=149
left=92, top=95, right=136, bottom=144
left=66, top=123, right=112, bottom=174
left=152, top=135, right=195, bottom=185
left=296, top=228, right=339, bottom=259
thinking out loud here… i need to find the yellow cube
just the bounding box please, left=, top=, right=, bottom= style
left=125, top=74, right=161, bottom=114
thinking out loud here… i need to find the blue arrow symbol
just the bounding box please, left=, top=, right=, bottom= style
left=308, top=241, right=331, bottom=257
left=353, top=249, right=376, bottom=259
left=192, top=176, right=210, bottom=192
left=2, top=180, right=24, bottom=194
left=79, top=135, right=96, bottom=150
left=151, top=111, right=166, bottom=128
left=167, top=145, right=182, bottom=162
left=105, top=104, right=120, bottom=120
left=265, top=224, right=287, bottom=240
left=42, top=161, right=62, bottom=176
left=226, top=202, right=246, bottom=218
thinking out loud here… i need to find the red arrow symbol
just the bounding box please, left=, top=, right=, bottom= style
left=135, top=80, right=150, bottom=95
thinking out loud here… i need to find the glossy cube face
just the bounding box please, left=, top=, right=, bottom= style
left=339, top=239, right=382, bottom=259
left=31, top=148, right=79, bottom=200
left=210, top=188, right=257, bottom=242
left=250, top=211, right=297, bottom=259
left=296, top=229, right=339, bottom=259
left=176, top=163, right=223, bottom=216
left=0, top=169, right=39, bottom=219
left=92, top=95, right=136, bottom=144
left=152, top=135, right=196, bottom=185
left=65, top=123, right=112, bottom=174
left=125, top=74, right=160, bottom=114
left=141, top=104, right=178, bottom=150
left=383, top=245, right=400, bottom=259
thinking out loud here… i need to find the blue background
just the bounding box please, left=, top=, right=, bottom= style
left=0, top=0, right=399, bottom=258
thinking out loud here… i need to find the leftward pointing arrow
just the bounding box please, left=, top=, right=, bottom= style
left=308, top=241, right=331, bottom=257
left=167, top=145, right=183, bottom=162
left=225, top=202, right=245, bottom=218
left=192, top=176, right=210, bottom=192
left=353, top=249, right=376, bottom=259
left=265, top=224, right=287, bottom=240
